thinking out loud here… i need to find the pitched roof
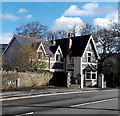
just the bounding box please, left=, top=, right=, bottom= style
left=3, top=35, right=54, bottom=56
left=55, top=38, right=68, bottom=57
left=54, top=35, right=91, bottom=57
left=42, top=42, right=55, bottom=56
left=50, top=46, right=58, bottom=54
left=14, top=34, right=47, bottom=44
left=32, top=41, right=55, bottom=57
left=70, top=35, right=91, bottom=57
left=83, top=65, right=97, bottom=72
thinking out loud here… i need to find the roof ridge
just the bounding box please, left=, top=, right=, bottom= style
left=52, top=35, right=91, bottom=41
left=15, top=34, right=48, bottom=41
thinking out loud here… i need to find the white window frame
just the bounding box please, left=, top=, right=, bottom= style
left=87, top=52, right=92, bottom=63
left=85, top=71, right=97, bottom=80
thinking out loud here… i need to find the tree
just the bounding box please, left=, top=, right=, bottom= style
left=94, top=28, right=117, bottom=73
left=15, top=21, right=48, bottom=39
left=46, top=31, right=68, bottom=40
left=79, top=23, right=95, bottom=36
left=3, top=40, right=46, bottom=72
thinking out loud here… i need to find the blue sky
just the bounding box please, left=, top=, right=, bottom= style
left=1, top=2, right=118, bottom=44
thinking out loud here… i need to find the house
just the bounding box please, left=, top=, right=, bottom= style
left=3, top=34, right=63, bottom=72
left=0, top=44, right=8, bottom=69
left=54, top=34, right=100, bottom=88
left=3, top=34, right=100, bottom=88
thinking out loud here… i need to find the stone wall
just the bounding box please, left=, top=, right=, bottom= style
left=1, top=70, right=53, bottom=90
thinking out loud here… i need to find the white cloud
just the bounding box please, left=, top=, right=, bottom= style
left=93, top=18, right=111, bottom=29
left=0, top=33, right=13, bottom=44
left=2, top=14, right=19, bottom=21
left=51, top=16, right=85, bottom=32
left=63, top=3, right=113, bottom=16
left=18, top=8, right=27, bottom=13
left=106, top=11, right=118, bottom=22
left=93, top=11, right=118, bottom=29
left=25, top=14, right=32, bottom=19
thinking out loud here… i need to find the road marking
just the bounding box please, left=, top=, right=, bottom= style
left=1, top=89, right=118, bottom=101
left=1, top=90, right=99, bottom=101
left=71, top=98, right=118, bottom=107
left=14, top=112, right=34, bottom=116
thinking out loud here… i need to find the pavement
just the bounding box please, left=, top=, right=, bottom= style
left=1, top=86, right=103, bottom=100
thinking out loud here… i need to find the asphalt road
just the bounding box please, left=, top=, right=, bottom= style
left=2, top=89, right=119, bottom=115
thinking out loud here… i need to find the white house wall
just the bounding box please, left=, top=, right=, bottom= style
left=82, top=40, right=97, bottom=63
left=71, top=57, right=81, bottom=77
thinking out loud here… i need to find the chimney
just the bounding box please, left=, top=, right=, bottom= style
left=66, top=33, right=72, bottom=54
left=52, top=35, right=56, bottom=45
left=68, top=33, right=72, bottom=49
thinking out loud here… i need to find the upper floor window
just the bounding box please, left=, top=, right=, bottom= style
left=38, top=52, right=42, bottom=59
left=56, top=54, right=59, bottom=61
left=56, top=54, right=63, bottom=62
left=88, top=53, right=92, bottom=62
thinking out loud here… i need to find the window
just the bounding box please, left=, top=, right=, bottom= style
left=92, top=73, right=96, bottom=79
left=56, top=54, right=59, bottom=61
left=38, top=52, right=42, bottom=59
left=56, top=54, right=63, bottom=62
left=88, top=53, right=91, bottom=62
left=86, top=72, right=91, bottom=79
left=85, top=71, right=97, bottom=80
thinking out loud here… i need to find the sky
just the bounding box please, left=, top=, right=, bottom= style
left=1, top=2, right=119, bottom=44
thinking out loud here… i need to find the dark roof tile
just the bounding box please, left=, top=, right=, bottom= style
left=71, top=35, right=91, bottom=56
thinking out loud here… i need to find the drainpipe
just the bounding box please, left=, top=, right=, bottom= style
left=49, top=55, right=51, bottom=72
left=80, top=57, right=83, bottom=89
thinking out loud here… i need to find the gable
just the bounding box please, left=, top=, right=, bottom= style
left=37, top=42, right=46, bottom=55
left=3, top=37, right=21, bottom=56
left=55, top=46, right=63, bottom=57
left=70, top=35, right=91, bottom=57
left=55, top=38, right=68, bottom=57
left=82, top=36, right=100, bottom=60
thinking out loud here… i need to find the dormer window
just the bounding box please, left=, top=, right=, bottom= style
left=88, top=53, right=92, bottom=62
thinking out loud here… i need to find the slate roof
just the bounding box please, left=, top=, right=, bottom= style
left=70, top=35, right=91, bottom=57
left=55, top=38, right=68, bottom=57
left=14, top=34, right=46, bottom=44
left=50, top=46, right=58, bottom=54
left=42, top=42, right=55, bottom=57
left=83, top=65, right=97, bottom=72
left=54, top=35, right=91, bottom=57
left=4, top=34, right=99, bottom=59
left=14, top=35, right=55, bottom=57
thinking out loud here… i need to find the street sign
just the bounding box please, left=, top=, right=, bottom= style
left=67, top=64, right=74, bottom=71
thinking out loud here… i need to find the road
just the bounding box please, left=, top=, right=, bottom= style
left=2, top=89, right=119, bottom=115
